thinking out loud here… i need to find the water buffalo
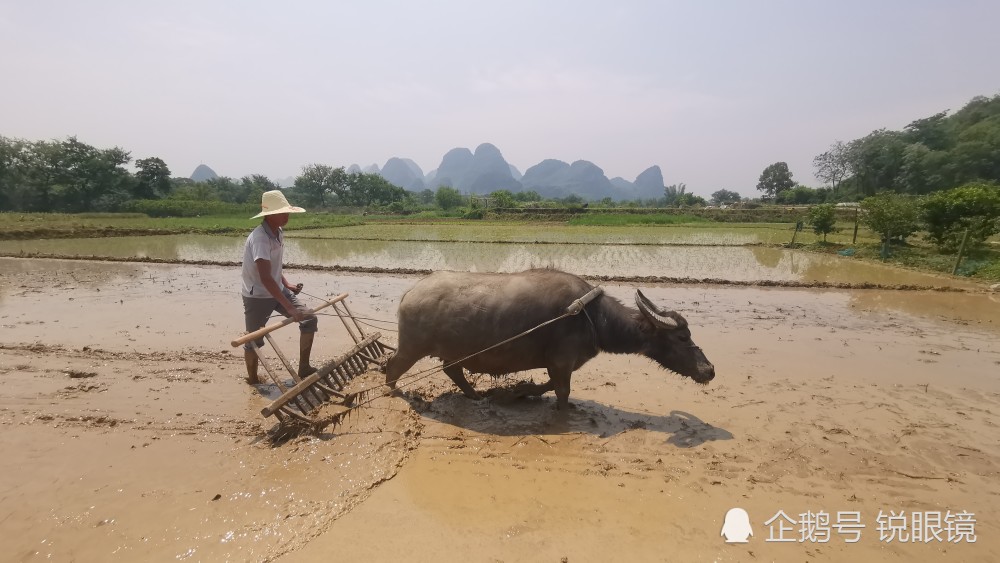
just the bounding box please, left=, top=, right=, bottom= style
left=384, top=269, right=715, bottom=409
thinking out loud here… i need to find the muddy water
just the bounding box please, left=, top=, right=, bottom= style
left=0, top=234, right=981, bottom=288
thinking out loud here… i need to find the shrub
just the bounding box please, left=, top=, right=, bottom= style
left=462, top=207, right=485, bottom=220
left=435, top=187, right=465, bottom=210
left=806, top=203, right=837, bottom=241
left=921, top=182, right=1000, bottom=252
left=489, top=190, right=518, bottom=210
left=859, top=193, right=921, bottom=241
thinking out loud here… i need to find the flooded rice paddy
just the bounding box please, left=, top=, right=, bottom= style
left=292, top=222, right=876, bottom=246
left=2, top=222, right=999, bottom=561
left=0, top=226, right=977, bottom=289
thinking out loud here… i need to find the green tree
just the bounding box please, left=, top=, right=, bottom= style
left=344, top=172, right=406, bottom=206
left=756, top=162, right=795, bottom=200
left=513, top=190, right=542, bottom=203
left=235, top=174, right=278, bottom=205
left=416, top=188, right=435, bottom=205
left=204, top=177, right=241, bottom=202
left=845, top=129, right=908, bottom=196
left=170, top=181, right=219, bottom=201
left=813, top=141, right=850, bottom=192
left=903, top=111, right=950, bottom=151
left=896, top=143, right=936, bottom=195
left=831, top=95, right=1000, bottom=198
left=489, top=189, right=517, bottom=209
left=170, top=177, right=194, bottom=190
left=664, top=183, right=687, bottom=206
left=710, top=189, right=742, bottom=205
left=859, top=192, right=921, bottom=242
left=921, top=182, right=1000, bottom=252
left=294, top=164, right=347, bottom=207
left=133, top=157, right=172, bottom=200
left=43, top=137, right=133, bottom=212
left=676, top=192, right=707, bottom=207
left=0, top=136, right=32, bottom=211
left=775, top=185, right=831, bottom=205
left=435, top=186, right=464, bottom=210
left=807, top=203, right=837, bottom=242
left=951, top=115, right=1000, bottom=184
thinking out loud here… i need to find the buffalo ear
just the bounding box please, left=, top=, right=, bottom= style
left=635, top=289, right=679, bottom=329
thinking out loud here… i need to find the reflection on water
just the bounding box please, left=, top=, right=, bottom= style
left=749, top=245, right=783, bottom=269
left=0, top=234, right=980, bottom=288
left=0, top=235, right=239, bottom=262
left=296, top=224, right=787, bottom=245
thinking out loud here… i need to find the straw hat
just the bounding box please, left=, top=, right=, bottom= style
left=252, top=190, right=306, bottom=218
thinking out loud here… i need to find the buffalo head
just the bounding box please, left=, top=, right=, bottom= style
left=634, top=289, right=715, bottom=384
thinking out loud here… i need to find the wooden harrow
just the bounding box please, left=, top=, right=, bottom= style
left=230, top=293, right=395, bottom=424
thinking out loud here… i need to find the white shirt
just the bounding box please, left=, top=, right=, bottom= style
left=241, top=222, right=283, bottom=298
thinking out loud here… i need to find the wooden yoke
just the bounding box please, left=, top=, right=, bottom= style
left=231, top=293, right=349, bottom=347
left=566, top=286, right=603, bottom=315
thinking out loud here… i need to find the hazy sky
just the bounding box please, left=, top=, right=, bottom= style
left=2, top=1, right=998, bottom=197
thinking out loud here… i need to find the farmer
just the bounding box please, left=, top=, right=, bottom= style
left=241, top=190, right=318, bottom=384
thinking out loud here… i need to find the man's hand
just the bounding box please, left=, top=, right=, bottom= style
left=293, top=283, right=303, bottom=295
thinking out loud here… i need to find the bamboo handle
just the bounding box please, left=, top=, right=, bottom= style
left=231, top=293, right=349, bottom=347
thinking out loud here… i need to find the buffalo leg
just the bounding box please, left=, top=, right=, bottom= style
left=384, top=349, right=421, bottom=389
left=549, top=367, right=573, bottom=410
left=443, top=363, right=481, bottom=400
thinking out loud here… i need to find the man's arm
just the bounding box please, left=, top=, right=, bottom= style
left=280, top=274, right=302, bottom=294
left=255, top=259, right=304, bottom=322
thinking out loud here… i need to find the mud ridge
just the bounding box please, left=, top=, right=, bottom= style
left=0, top=342, right=237, bottom=363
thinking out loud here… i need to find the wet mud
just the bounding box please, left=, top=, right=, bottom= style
left=1, top=257, right=998, bottom=561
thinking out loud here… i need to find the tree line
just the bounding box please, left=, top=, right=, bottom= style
left=5, top=94, right=997, bottom=215
left=756, top=94, right=1000, bottom=202
left=0, top=135, right=726, bottom=215
left=0, top=136, right=411, bottom=214
left=750, top=94, right=1000, bottom=259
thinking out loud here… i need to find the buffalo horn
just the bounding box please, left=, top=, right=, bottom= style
left=635, top=290, right=679, bottom=329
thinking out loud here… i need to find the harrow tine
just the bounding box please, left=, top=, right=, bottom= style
left=313, top=380, right=346, bottom=399
left=280, top=405, right=314, bottom=424
left=253, top=328, right=386, bottom=426
left=322, top=372, right=344, bottom=391
left=333, top=365, right=348, bottom=384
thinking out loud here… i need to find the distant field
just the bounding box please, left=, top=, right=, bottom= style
left=567, top=214, right=710, bottom=226
left=0, top=212, right=361, bottom=238
left=291, top=221, right=883, bottom=246
left=1, top=212, right=994, bottom=282
left=0, top=212, right=884, bottom=246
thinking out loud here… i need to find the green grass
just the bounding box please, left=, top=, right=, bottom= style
left=803, top=238, right=1000, bottom=282
left=0, top=211, right=362, bottom=238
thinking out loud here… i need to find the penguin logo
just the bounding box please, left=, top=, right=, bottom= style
left=721, top=508, right=753, bottom=543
